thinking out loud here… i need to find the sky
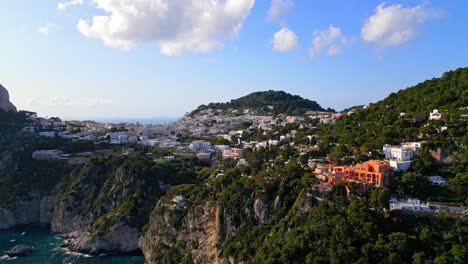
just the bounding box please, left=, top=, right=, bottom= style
left=0, top=0, right=467, bottom=120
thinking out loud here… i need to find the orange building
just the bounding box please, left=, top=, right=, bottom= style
left=329, top=160, right=394, bottom=189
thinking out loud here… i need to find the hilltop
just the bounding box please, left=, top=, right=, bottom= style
left=0, top=84, right=17, bottom=112
left=192, top=90, right=333, bottom=115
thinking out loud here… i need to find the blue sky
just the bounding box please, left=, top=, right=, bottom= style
left=1, top=0, right=467, bottom=119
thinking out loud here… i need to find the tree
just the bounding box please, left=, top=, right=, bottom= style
left=369, top=188, right=389, bottom=213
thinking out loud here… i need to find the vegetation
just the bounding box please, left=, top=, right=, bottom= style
left=1, top=69, right=467, bottom=263
left=192, top=90, right=334, bottom=116
left=318, top=68, right=467, bottom=150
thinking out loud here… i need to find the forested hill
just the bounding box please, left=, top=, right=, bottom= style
left=319, top=67, right=468, bottom=150
left=192, top=90, right=333, bottom=115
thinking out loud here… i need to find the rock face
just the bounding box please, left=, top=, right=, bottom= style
left=0, top=84, right=17, bottom=112
left=6, top=244, right=33, bottom=257
left=66, top=223, right=141, bottom=255
left=140, top=199, right=236, bottom=264
left=52, top=159, right=163, bottom=255
left=0, top=194, right=59, bottom=230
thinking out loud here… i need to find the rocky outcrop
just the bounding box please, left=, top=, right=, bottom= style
left=140, top=197, right=237, bottom=264
left=430, top=148, right=454, bottom=164
left=6, top=244, right=32, bottom=257
left=253, top=193, right=272, bottom=224
left=0, top=84, right=17, bottom=112
left=52, top=158, right=163, bottom=255
left=140, top=188, right=290, bottom=264
left=66, top=222, right=141, bottom=255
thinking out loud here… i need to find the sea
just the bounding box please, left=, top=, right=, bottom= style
left=0, top=226, right=144, bottom=264
left=86, top=117, right=178, bottom=125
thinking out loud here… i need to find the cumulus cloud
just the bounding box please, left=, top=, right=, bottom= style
left=38, top=23, right=57, bottom=36
left=58, top=0, right=84, bottom=11
left=272, top=27, right=299, bottom=52
left=77, top=0, right=255, bottom=55
left=309, top=25, right=348, bottom=58
left=361, top=3, right=442, bottom=47
left=268, top=0, right=294, bottom=23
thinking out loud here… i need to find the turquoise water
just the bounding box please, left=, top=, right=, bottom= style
left=0, top=226, right=144, bottom=264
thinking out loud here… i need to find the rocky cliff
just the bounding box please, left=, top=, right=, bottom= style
left=139, top=184, right=300, bottom=264
left=0, top=84, right=17, bottom=112
left=0, top=194, right=58, bottom=229
left=140, top=195, right=236, bottom=264
left=51, top=157, right=164, bottom=255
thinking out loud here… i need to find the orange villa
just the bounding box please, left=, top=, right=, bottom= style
left=329, top=160, right=394, bottom=189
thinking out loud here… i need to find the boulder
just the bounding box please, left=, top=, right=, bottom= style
left=6, top=244, right=33, bottom=257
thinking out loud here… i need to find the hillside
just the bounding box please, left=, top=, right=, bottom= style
left=318, top=68, right=468, bottom=150
left=192, top=90, right=333, bottom=115
left=0, top=69, right=466, bottom=263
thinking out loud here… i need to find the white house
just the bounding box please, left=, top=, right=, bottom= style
left=383, top=144, right=415, bottom=161
left=429, top=109, right=442, bottom=120
left=427, top=176, right=448, bottom=186
left=189, top=140, right=211, bottom=152
left=389, top=198, right=438, bottom=214
left=383, top=142, right=423, bottom=172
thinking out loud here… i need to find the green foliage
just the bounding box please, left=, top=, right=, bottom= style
left=318, top=68, right=468, bottom=150
left=193, top=90, right=332, bottom=116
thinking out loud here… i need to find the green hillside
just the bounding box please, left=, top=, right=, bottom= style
left=319, top=68, right=468, bottom=150
left=193, top=90, right=333, bottom=115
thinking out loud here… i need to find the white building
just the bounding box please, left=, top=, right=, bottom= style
left=427, top=176, right=448, bottom=186
left=32, top=150, right=64, bottom=161
left=383, top=144, right=415, bottom=161
left=39, top=131, right=56, bottom=138
left=383, top=142, right=423, bottom=172
left=189, top=140, right=211, bottom=151
left=389, top=198, right=437, bottom=214
left=429, top=109, right=442, bottom=120
left=389, top=160, right=412, bottom=172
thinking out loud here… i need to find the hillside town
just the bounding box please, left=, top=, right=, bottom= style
left=22, top=105, right=465, bottom=217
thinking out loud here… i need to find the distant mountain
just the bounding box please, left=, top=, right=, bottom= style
left=192, top=90, right=333, bottom=115
left=0, top=84, right=17, bottom=112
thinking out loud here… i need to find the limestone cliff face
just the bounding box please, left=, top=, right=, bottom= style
left=52, top=159, right=162, bottom=255
left=140, top=190, right=287, bottom=264
left=138, top=186, right=319, bottom=264
left=0, top=84, right=17, bottom=112
left=140, top=199, right=236, bottom=264
left=0, top=194, right=59, bottom=229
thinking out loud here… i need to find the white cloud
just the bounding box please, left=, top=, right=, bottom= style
left=268, top=0, right=294, bottom=23
left=58, top=0, right=84, bottom=11
left=361, top=3, right=442, bottom=47
left=77, top=0, right=255, bottom=55
left=309, top=25, right=348, bottom=58
left=49, top=97, right=113, bottom=106
left=38, top=23, right=57, bottom=36
left=272, top=27, right=299, bottom=52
